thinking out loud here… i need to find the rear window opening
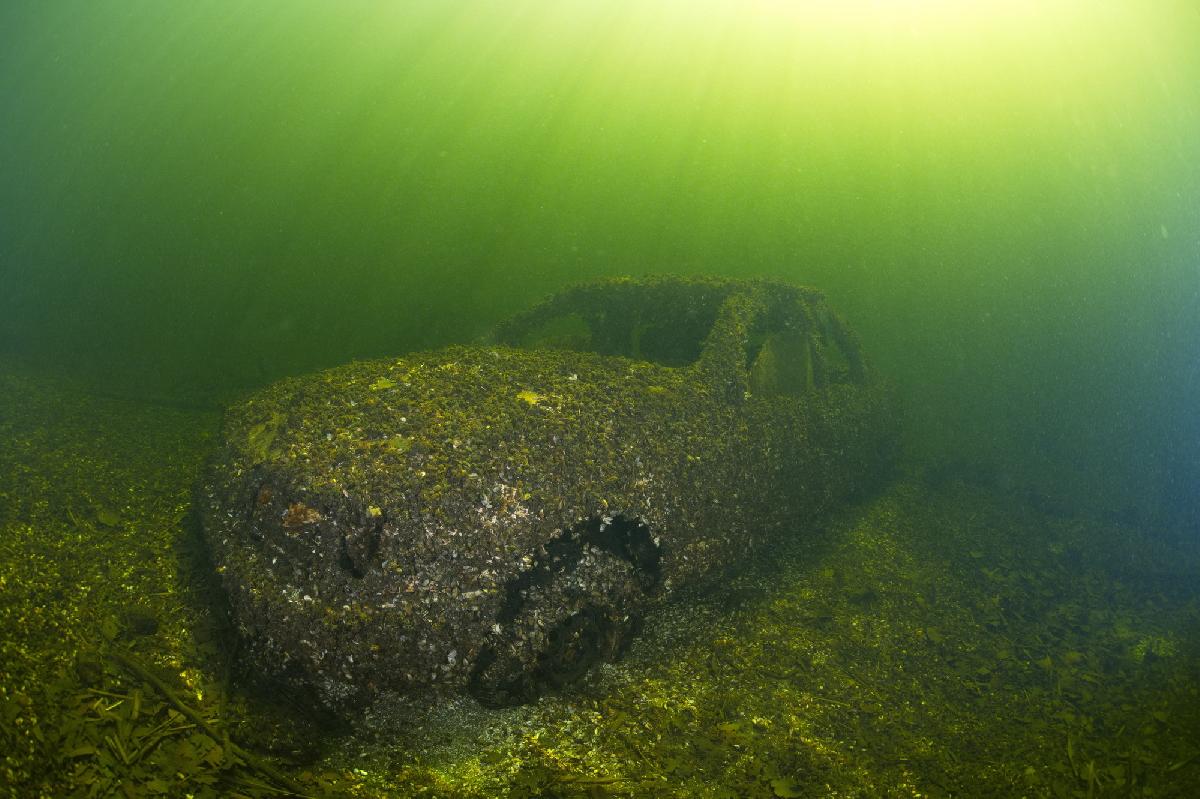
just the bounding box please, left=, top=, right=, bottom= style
left=744, top=298, right=865, bottom=395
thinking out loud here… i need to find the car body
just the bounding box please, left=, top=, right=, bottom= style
left=199, top=275, right=898, bottom=714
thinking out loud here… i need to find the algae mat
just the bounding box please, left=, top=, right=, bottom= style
left=1, top=367, right=1198, bottom=797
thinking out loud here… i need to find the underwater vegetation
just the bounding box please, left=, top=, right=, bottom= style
left=2, top=348, right=1199, bottom=796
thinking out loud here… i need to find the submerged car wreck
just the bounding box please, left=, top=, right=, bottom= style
left=198, top=276, right=899, bottom=715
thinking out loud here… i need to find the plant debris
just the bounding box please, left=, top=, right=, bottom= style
left=2, top=342, right=1198, bottom=797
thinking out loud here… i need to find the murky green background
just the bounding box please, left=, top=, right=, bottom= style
left=2, top=0, right=1197, bottom=529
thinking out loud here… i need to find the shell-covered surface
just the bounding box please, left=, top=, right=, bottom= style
left=198, top=276, right=899, bottom=715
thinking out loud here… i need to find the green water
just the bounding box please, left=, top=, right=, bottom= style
left=1, top=2, right=1197, bottom=528
left=2, top=4, right=1200, bottom=795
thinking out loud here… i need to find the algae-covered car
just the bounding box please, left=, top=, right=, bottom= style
left=199, top=276, right=898, bottom=715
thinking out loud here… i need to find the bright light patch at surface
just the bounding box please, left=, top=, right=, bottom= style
left=605, top=0, right=1087, bottom=49
left=727, top=0, right=1045, bottom=28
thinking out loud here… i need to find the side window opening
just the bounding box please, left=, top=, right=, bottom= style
left=513, top=312, right=593, bottom=352
left=498, top=280, right=729, bottom=367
